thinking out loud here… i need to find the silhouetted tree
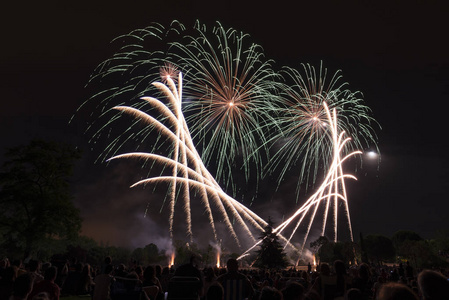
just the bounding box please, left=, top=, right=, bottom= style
left=430, top=230, right=449, bottom=259
left=343, top=241, right=359, bottom=264
left=359, top=232, right=369, bottom=263
left=310, top=236, right=357, bottom=264
left=310, top=236, right=330, bottom=264
left=144, top=243, right=165, bottom=264
left=0, top=140, right=82, bottom=258
left=254, top=217, right=288, bottom=269
left=391, top=230, right=422, bottom=257
left=364, top=234, right=395, bottom=264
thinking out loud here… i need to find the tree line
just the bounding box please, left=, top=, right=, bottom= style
left=1, top=140, right=448, bottom=270
left=310, top=230, right=449, bottom=269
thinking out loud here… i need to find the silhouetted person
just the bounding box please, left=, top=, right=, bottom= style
left=259, top=286, right=282, bottom=300
left=114, top=264, right=128, bottom=278
left=417, top=270, right=449, bottom=300
left=299, top=271, right=310, bottom=290
left=93, top=264, right=115, bottom=300
left=376, top=282, right=418, bottom=300
left=12, top=260, right=26, bottom=277
left=101, top=257, right=112, bottom=275
left=154, top=265, right=162, bottom=282
left=111, top=272, right=149, bottom=300
left=31, top=292, right=50, bottom=300
left=203, top=267, right=217, bottom=299
left=405, top=261, right=414, bottom=280
left=142, top=265, right=163, bottom=300
left=206, top=282, right=224, bottom=300
left=11, top=273, right=33, bottom=300
left=0, top=266, right=17, bottom=299
left=134, top=266, right=144, bottom=282
left=28, top=266, right=60, bottom=300
left=398, top=263, right=405, bottom=278
left=334, top=260, right=350, bottom=298
left=0, top=258, right=10, bottom=278
left=389, top=268, right=399, bottom=282
left=311, top=262, right=335, bottom=300
left=62, top=262, right=82, bottom=295
left=351, top=263, right=372, bottom=299
left=174, top=254, right=204, bottom=297
left=216, top=258, right=254, bottom=300
left=27, top=260, right=43, bottom=285
left=372, top=276, right=385, bottom=298
left=281, top=281, right=305, bottom=300
left=344, top=288, right=362, bottom=300
left=77, top=263, right=94, bottom=295
left=159, top=267, right=171, bottom=293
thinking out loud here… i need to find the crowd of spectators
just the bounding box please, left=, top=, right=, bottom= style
left=0, top=255, right=448, bottom=300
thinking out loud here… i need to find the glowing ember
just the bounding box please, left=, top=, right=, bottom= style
left=216, top=252, right=221, bottom=268
left=169, top=252, right=175, bottom=267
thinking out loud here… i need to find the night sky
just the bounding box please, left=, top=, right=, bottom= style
left=1, top=1, right=448, bottom=251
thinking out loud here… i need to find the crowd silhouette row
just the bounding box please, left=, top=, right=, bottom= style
left=1, top=255, right=448, bottom=300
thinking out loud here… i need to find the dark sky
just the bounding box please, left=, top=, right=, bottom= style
left=1, top=0, right=448, bottom=252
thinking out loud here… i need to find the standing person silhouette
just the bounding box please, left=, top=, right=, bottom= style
left=216, top=259, right=253, bottom=300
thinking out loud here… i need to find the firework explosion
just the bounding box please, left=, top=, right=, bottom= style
left=169, top=21, right=280, bottom=192
left=107, top=73, right=273, bottom=249
left=79, top=20, right=379, bottom=258
left=78, top=21, right=280, bottom=196
left=239, top=102, right=361, bottom=261
left=266, top=63, right=380, bottom=201
left=104, top=71, right=361, bottom=263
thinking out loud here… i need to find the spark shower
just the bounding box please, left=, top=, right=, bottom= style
left=79, top=21, right=379, bottom=260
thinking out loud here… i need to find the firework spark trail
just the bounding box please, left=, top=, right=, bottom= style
left=74, top=22, right=187, bottom=165
left=331, top=109, right=339, bottom=242
left=177, top=113, right=239, bottom=244
left=170, top=76, right=242, bottom=245
left=131, top=172, right=266, bottom=246
left=107, top=154, right=225, bottom=244
left=111, top=73, right=278, bottom=248
left=84, top=20, right=280, bottom=195
left=77, top=21, right=382, bottom=263
left=171, top=73, right=193, bottom=241
left=338, top=157, right=354, bottom=242
left=266, top=63, right=379, bottom=203
left=105, top=68, right=367, bottom=265
left=78, top=23, right=378, bottom=214
left=171, top=74, right=269, bottom=245
left=324, top=104, right=357, bottom=242
left=238, top=102, right=361, bottom=260
left=114, top=85, right=358, bottom=260
left=112, top=73, right=359, bottom=260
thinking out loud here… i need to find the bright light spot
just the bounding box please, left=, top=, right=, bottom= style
left=367, top=151, right=377, bottom=159
left=228, top=101, right=234, bottom=107
left=216, top=252, right=220, bottom=268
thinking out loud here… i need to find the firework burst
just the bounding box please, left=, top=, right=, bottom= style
left=77, top=20, right=380, bottom=259
left=239, top=102, right=361, bottom=261
left=107, top=72, right=280, bottom=249
left=169, top=21, right=280, bottom=193
left=266, top=62, right=380, bottom=201
left=75, top=21, right=280, bottom=197
left=74, top=21, right=187, bottom=162
left=107, top=71, right=360, bottom=262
